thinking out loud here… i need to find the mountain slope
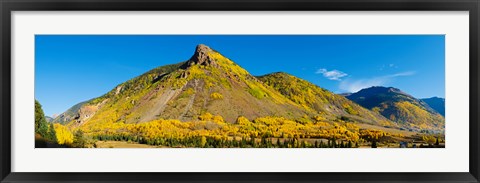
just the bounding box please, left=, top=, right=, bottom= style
left=346, top=86, right=444, bottom=132
left=421, top=97, right=445, bottom=116
left=257, top=72, right=394, bottom=127
left=53, top=100, right=88, bottom=124
left=64, top=44, right=314, bottom=129
left=58, top=44, right=405, bottom=133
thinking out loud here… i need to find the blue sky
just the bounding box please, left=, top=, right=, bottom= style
left=35, top=35, right=445, bottom=117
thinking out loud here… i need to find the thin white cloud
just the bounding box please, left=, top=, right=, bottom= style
left=316, top=68, right=348, bottom=81
left=340, top=78, right=386, bottom=93
left=388, top=71, right=415, bottom=77
left=339, top=71, right=415, bottom=93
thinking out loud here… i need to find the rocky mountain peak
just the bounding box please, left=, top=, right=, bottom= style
left=195, top=44, right=211, bottom=53
left=185, top=44, right=218, bottom=67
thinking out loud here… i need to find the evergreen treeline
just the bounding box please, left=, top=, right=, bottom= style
left=35, top=100, right=59, bottom=147
left=93, top=134, right=356, bottom=148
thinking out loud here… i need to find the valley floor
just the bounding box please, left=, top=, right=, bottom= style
left=91, top=139, right=445, bottom=148
left=95, top=141, right=159, bottom=148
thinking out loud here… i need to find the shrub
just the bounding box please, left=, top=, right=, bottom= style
left=210, top=92, right=223, bottom=100
left=199, top=112, right=214, bottom=121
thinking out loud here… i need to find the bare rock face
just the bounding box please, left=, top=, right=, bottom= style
left=73, top=99, right=108, bottom=126
left=115, top=85, right=123, bottom=95
left=185, top=44, right=218, bottom=68
left=75, top=105, right=97, bottom=123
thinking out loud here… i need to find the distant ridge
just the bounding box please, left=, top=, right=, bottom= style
left=346, top=86, right=444, bottom=132
left=421, top=97, right=445, bottom=116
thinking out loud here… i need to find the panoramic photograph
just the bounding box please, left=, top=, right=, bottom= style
left=34, top=35, right=445, bottom=148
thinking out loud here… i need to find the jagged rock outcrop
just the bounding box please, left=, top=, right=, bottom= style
left=184, top=44, right=218, bottom=68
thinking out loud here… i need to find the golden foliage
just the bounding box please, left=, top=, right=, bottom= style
left=422, top=135, right=437, bottom=144
left=393, top=101, right=445, bottom=130
left=184, top=88, right=195, bottom=96
left=212, top=115, right=225, bottom=124
left=200, top=136, right=207, bottom=147
left=343, top=103, right=359, bottom=115
left=199, top=112, right=214, bottom=121
left=68, top=110, right=422, bottom=148
left=54, top=123, right=74, bottom=145
left=210, top=92, right=224, bottom=99
left=236, top=116, right=251, bottom=126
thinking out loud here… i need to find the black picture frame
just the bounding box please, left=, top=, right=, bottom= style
left=1, top=0, right=479, bottom=182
